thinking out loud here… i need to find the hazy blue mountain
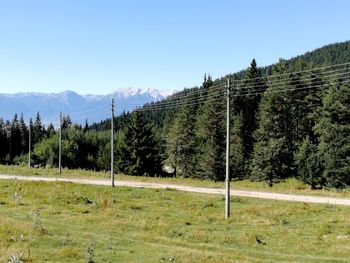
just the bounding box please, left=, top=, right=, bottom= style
left=0, top=88, right=173, bottom=125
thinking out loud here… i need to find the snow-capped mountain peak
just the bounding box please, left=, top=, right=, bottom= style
left=0, top=88, right=175, bottom=124
left=115, top=87, right=165, bottom=99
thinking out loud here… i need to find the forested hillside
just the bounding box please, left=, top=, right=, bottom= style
left=1, top=41, right=349, bottom=188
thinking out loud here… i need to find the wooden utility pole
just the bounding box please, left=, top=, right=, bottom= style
left=59, top=111, right=62, bottom=173
left=225, top=79, right=231, bottom=219
left=111, top=98, right=115, bottom=187
left=28, top=119, right=31, bottom=169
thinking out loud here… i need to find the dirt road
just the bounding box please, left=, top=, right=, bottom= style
left=1, top=174, right=350, bottom=206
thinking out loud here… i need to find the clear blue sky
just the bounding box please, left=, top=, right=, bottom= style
left=0, top=0, right=349, bottom=95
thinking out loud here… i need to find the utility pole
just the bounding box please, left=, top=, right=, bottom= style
left=59, top=111, right=62, bottom=173
left=225, top=78, right=231, bottom=219
left=28, top=119, right=31, bottom=169
left=111, top=98, right=115, bottom=187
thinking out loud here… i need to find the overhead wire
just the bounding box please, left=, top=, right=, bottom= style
left=232, top=78, right=350, bottom=98
left=130, top=81, right=227, bottom=103
left=230, top=61, right=350, bottom=84
left=137, top=97, right=224, bottom=112
left=131, top=63, right=350, bottom=112
left=1, top=62, right=349, bottom=123
left=122, top=91, right=223, bottom=106
left=135, top=90, right=225, bottom=108
left=233, top=67, right=350, bottom=91
left=119, top=86, right=226, bottom=109
left=233, top=75, right=350, bottom=96
left=136, top=76, right=350, bottom=112
left=141, top=89, right=226, bottom=106
left=82, top=64, right=350, bottom=111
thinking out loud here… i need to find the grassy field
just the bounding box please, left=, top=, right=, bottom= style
left=1, top=164, right=350, bottom=198
left=1, top=179, right=350, bottom=262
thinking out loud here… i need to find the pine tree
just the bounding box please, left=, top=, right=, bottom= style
left=0, top=118, right=7, bottom=160
left=250, top=60, right=296, bottom=186
left=46, top=123, right=56, bottom=137
left=295, top=137, right=324, bottom=189
left=118, top=111, right=163, bottom=176
left=316, top=83, right=350, bottom=188
left=242, top=60, right=261, bottom=155
left=10, top=114, right=22, bottom=159
left=230, top=114, right=246, bottom=180
left=33, top=112, right=44, bottom=144
left=19, top=113, right=28, bottom=154
left=166, top=105, right=197, bottom=177
left=3, top=120, right=11, bottom=161
left=297, top=70, right=325, bottom=143
left=83, top=119, right=89, bottom=133
left=196, top=90, right=226, bottom=181
left=200, top=74, right=214, bottom=100
left=292, top=67, right=326, bottom=188
left=62, top=114, right=72, bottom=130
left=234, top=59, right=266, bottom=177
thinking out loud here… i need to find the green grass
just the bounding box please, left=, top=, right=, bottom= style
left=1, top=164, right=350, bottom=198
left=0, top=179, right=350, bottom=262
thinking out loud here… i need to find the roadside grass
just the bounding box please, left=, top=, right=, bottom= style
left=1, top=179, right=350, bottom=262
left=0, top=164, right=350, bottom=198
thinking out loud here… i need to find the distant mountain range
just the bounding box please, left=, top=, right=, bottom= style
left=0, top=88, right=174, bottom=125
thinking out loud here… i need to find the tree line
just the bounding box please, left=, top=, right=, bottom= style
left=1, top=42, right=349, bottom=189
left=159, top=59, right=349, bottom=189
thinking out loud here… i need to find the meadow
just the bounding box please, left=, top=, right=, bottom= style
left=1, top=178, right=350, bottom=262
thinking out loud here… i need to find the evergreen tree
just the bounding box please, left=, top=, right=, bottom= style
left=118, top=111, right=163, bottom=176
left=200, top=74, right=213, bottom=99
left=10, top=114, right=22, bottom=159
left=251, top=138, right=292, bottom=186
left=196, top=89, right=226, bottom=181
left=97, top=141, right=111, bottom=171
left=295, top=137, right=324, bottom=189
left=46, top=123, right=56, bottom=138
left=297, top=70, right=326, bottom=143
left=33, top=112, right=44, bottom=145
left=83, top=119, right=89, bottom=133
left=316, top=83, right=350, bottom=188
left=166, top=105, right=197, bottom=177
left=233, top=59, right=266, bottom=177
left=19, top=113, right=28, bottom=154
left=3, top=120, right=11, bottom=161
left=230, top=113, right=246, bottom=180
left=0, top=118, right=7, bottom=160
left=62, top=114, right=72, bottom=130
left=251, top=60, right=296, bottom=186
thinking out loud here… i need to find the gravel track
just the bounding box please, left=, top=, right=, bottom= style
left=1, top=174, right=350, bottom=206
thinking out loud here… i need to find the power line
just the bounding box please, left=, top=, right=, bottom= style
left=141, top=91, right=225, bottom=108
left=132, top=81, right=227, bottom=104
left=136, top=96, right=225, bottom=112
left=127, top=90, right=225, bottom=107
left=135, top=77, right=350, bottom=112
left=233, top=67, right=350, bottom=91
left=0, top=62, right=349, bottom=122
left=132, top=65, right=350, bottom=113
left=130, top=88, right=226, bottom=110
left=231, top=61, right=350, bottom=84
left=232, top=78, right=350, bottom=98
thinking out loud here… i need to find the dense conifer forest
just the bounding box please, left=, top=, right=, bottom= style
left=1, top=41, right=349, bottom=188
